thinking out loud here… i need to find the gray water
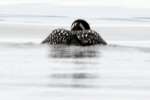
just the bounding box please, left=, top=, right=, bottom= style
left=0, top=42, right=150, bottom=100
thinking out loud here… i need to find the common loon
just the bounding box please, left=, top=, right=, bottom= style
left=42, top=19, right=107, bottom=46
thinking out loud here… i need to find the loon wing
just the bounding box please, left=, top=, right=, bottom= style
left=42, top=29, right=72, bottom=44
left=75, top=30, right=107, bottom=45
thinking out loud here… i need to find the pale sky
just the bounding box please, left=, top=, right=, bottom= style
left=0, top=0, right=150, bottom=8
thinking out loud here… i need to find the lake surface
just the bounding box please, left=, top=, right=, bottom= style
left=1, top=4, right=150, bottom=100
left=0, top=41, right=150, bottom=100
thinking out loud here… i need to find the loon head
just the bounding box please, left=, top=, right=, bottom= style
left=71, top=19, right=91, bottom=31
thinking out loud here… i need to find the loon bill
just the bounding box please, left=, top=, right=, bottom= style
left=42, top=19, right=107, bottom=46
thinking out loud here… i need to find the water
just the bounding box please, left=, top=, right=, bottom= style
left=1, top=3, right=150, bottom=100
left=0, top=42, right=150, bottom=100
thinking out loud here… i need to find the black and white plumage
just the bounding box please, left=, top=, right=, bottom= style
left=42, top=19, right=107, bottom=46
left=42, top=29, right=72, bottom=44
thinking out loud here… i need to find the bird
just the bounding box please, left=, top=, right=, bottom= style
left=42, top=19, right=107, bottom=46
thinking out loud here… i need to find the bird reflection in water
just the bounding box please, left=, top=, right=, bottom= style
left=48, top=45, right=101, bottom=58
left=50, top=73, right=99, bottom=88
left=46, top=45, right=101, bottom=88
